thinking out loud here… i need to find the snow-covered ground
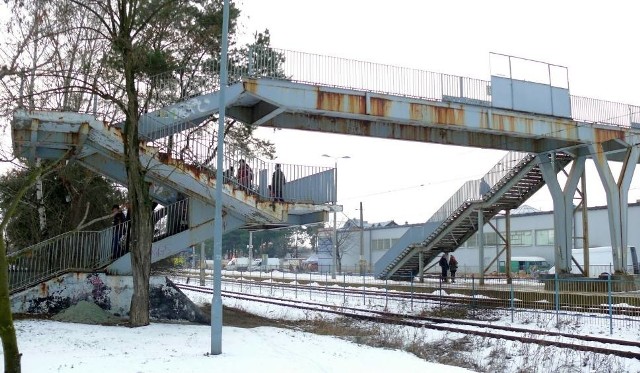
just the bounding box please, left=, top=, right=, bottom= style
left=8, top=271, right=640, bottom=372
left=14, top=319, right=471, bottom=372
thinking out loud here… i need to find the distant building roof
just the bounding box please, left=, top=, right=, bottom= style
left=511, top=204, right=541, bottom=215
left=341, top=219, right=399, bottom=230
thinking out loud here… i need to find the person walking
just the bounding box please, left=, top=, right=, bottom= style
left=438, top=253, right=450, bottom=283
left=271, top=163, right=286, bottom=201
left=449, top=255, right=459, bottom=283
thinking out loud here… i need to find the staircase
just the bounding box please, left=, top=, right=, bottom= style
left=374, top=152, right=572, bottom=280
left=8, top=199, right=196, bottom=293
left=10, top=98, right=334, bottom=292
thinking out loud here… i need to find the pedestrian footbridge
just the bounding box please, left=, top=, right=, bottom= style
left=11, top=49, right=640, bottom=289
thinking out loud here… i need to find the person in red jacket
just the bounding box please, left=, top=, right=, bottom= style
left=449, top=255, right=459, bottom=283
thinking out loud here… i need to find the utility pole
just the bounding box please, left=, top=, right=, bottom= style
left=359, top=201, right=365, bottom=276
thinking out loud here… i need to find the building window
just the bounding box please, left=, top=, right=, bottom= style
left=535, top=229, right=554, bottom=246
left=372, top=238, right=398, bottom=251
left=465, top=234, right=477, bottom=247
left=510, top=230, right=533, bottom=246
left=484, top=232, right=498, bottom=246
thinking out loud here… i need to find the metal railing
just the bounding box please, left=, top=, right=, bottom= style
left=8, top=229, right=110, bottom=293
left=142, top=113, right=334, bottom=204
left=15, top=48, right=640, bottom=130
left=147, top=47, right=640, bottom=128
left=375, top=151, right=535, bottom=278
left=9, top=199, right=190, bottom=293
left=428, top=151, right=532, bottom=224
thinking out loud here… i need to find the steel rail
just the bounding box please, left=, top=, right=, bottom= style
left=177, top=282, right=640, bottom=360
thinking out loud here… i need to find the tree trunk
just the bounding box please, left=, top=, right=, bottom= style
left=0, top=164, right=56, bottom=373
left=0, top=238, right=21, bottom=373
left=123, top=74, right=153, bottom=326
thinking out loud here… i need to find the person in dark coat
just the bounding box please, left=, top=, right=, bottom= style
left=271, top=163, right=286, bottom=201
left=438, top=253, right=450, bottom=283
left=111, top=204, right=126, bottom=260
left=449, top=255, right=459, bottom=283
left=237, top=159, right=253, bottom=192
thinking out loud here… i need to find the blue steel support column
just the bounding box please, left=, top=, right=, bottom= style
left=589, top=144, right=640, bottom=274
left=538, top=154, right=585, bottom=274
left=212, top=0, right=230, bottom=355
left=477, top=209, right=485, bottom=285
left=418, top=251, right=424, bottom=283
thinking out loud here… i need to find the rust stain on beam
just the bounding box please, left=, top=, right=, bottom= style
left=409, top=103, right=465, bottom=125
left=594, top=127, right=625, bottom=144
left=316, top=90, right=366, bottom=114
left=369, top=97, right=391, bottom=117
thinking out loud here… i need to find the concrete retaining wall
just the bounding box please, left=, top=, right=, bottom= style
left=11, top=272, right=207, bottom=323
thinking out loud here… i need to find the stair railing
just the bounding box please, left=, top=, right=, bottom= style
left=8, top=198, right=192, bottom=293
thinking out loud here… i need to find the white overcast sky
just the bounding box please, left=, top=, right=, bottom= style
left=237, top=0, right=640, bottom=224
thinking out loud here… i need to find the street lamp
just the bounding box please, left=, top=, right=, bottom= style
left=322, top=154, right=350, bottom=279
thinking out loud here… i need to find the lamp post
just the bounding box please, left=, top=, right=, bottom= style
left=212, top=0, right=230, bottom=355
left=322, top=154, right=350, bottom=279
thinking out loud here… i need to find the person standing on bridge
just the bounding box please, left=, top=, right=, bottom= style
left=237, top=159, right=253, bottom=192
left=439, top=253, right=450, bottom=283
left=271, top=163, right=286, bottom=201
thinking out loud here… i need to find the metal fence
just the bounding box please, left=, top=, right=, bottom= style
left=214, top=269, right=640, bottom=333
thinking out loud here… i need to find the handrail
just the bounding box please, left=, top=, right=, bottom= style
left=375, top=151, right=534, bottom=278
left=17, top=48, right=640, bottom=129
left=9, top=199, right=190, bottom=293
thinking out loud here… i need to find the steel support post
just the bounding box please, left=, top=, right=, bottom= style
left=478, top=209, right=485, bottom=285
left=248, top=231, right=253, bottom=273
left=538, top=154, right=585, bottom=274
left=505, top=210, right=512, bottom=284
left=581, top=173, right=590, bottom=277
left=418, top=251, right=424, bottom=283
left=589, top=144, right=640, bottom=274
left=200, top=242, right=205, bottom=286
left=359, top=201, right=365, bottom=276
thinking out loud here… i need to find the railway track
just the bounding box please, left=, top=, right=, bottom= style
left=197, top=275, right=640, bottom=318
left=177, top=282, right=640, bottom=360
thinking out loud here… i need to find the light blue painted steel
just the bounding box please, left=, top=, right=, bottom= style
left=239, top=79, right=639, bottom=158
left=589, top=145, right=640, bottom=273
left=108, top=203, right=244, bottom=275
left=11, top=109, right=333, bottom=225
left=285, top=169, right=335, bottom=203
left=374, top=152, right=571, bottom=280
left=491, top=76, right=571, bottom=118
left=538, top=155, right=585, bottom=273
left=138, top=84, right=244, bottom=140
left=373, top=222, right=441, bottom=277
